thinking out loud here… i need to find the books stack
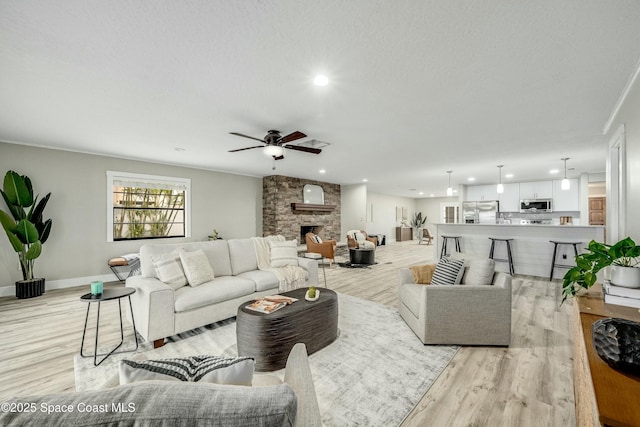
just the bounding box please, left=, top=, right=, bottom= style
left=603, top=280, right=640, bottom=308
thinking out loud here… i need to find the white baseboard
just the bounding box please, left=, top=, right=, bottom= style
left=0, top=273, right=117, bottom=298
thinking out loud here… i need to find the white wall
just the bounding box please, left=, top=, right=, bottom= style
left=340, top=184, right=367, bottom=240
left=0, top=142, right=262, bottom=295
left=366, top=192, right=417, bottom=242
left=605, top=68, right=640, bottom=241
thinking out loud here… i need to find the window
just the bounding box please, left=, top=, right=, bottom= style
left=107, top=171, right=191, bottom=242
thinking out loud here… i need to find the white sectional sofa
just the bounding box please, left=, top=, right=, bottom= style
left=126, top=238, right=318, bottom=347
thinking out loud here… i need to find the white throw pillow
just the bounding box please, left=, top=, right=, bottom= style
left=119, top=355, right=255, bottom=386
left=179, top=249, right=215, bottom=287
left=152, top=252, right=187, bottom=290
left=269, top=240, right=298, bottom=267
left=463, top=258, right=496, bottom=286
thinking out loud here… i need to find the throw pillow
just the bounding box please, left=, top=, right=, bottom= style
left=179, top=249, right=215, bottom=287
left=119, top=355, right=255, bottom=386
left=463, top=258, right=496, bottom=286
left=312, top=235, right=323, bottom=244
left=410, top=264, right=437, bottom=284
left=431, top=257, right=465, bottom=285
left=269, top=240, right=298, bottom=267
left=152, top=252, right=188, bottom=290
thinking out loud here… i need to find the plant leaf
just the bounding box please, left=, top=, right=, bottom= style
left=2, top=171, right=33, bottom=207
left=3, top=229, right=23, bottom=252
left=39, top=219, right=52, bottom=244
left=0, top=209, right=17, bottom=233
left=0, top=189, right=25, bottom=220
left=15, top=219, right=39, bottom=244
left=26, top=240, right=42, bottom=260
left=30, top=192, right=50, bottom=225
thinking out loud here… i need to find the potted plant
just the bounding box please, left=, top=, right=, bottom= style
left=410, top=212, right=427, bottom=239
left=0, top=171, right=53, bottom=298
left=562, top=237, right=640, bottom=302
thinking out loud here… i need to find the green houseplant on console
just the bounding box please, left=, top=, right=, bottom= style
left=562, top=237, right=640, bottom=303
left=0, top=171, right=53, bottom=299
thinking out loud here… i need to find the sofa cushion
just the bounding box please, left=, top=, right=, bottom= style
left=431, top=257, right=465, bottom=285
left=120, top=355, right=255, bottom=386
left=463, top=258, right=496, bottom=286
left=270, top=240, right=299, bottom=267
left=152, top=252, right=188, bottom=289
left=399, top=284, right=422, bottom=318
left=179, top=249, right=216, bottom=287
left=174, top=276, right=256, bottom=312
left=228, top=238, right=259, bottom=275
left=238, top=270, right=280, bottom=292
left=0, top=381, right=297, bottom=427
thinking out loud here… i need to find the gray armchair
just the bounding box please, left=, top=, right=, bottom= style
left=398, top=269, right=512, bottom=346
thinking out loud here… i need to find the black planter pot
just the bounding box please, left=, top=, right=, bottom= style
left=15, top=278, right=45, bottom=299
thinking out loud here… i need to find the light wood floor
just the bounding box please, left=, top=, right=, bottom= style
left=0, top=240, right=576, bottom=426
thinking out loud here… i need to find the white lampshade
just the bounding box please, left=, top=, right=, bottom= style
left=446, top=186, right=453, bottom=196
left=561, top=178, right=570, bottom=190
left=497, top=183, right=504, bottom=194
left=263, top=145, right=284, bottom=157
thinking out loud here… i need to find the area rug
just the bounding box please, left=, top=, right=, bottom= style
left=75, top=294, right=458, bottom=427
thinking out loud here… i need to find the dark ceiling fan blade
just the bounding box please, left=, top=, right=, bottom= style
left=229, top=132, right=266, bottom=143
left=280, top=131, right=307, bottom=144
left=228, top=145, right=264, bottom=152
left=273, top=155, right=285, bottom=161
left=284, top=145, right=322, bottom=154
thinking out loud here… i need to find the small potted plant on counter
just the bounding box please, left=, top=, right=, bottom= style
left=0, top=171, right=53, bottom=298
left=562, top=237, right=640, bottom=302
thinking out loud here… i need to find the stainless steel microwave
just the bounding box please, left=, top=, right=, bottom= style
left=520, top=199, right=552, bottom=213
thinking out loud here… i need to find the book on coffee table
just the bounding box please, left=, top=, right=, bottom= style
left=245, top=295, right=298, bottom=314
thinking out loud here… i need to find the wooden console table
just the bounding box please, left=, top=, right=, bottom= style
left=573, top=283, right=640, bottom=427
left=396, top=227, right=412, bottom=242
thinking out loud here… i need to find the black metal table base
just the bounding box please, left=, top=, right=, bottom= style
left=80, top=295, right=139, bottom=366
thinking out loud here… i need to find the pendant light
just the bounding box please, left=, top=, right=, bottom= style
left=561, top=157, right=570, bottom=190
left=446, top=171, right=453, bottom=196
left=496, top=165, right=504, bottom=194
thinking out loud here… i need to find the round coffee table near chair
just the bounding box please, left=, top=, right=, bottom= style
left=488, top=237, right=515, bottom=276
left=549, top=240, right=581, bottom=280
left=440, top=235, right=462, bottom=258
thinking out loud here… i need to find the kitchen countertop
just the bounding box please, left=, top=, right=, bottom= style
left=433, top=223, right=603, bottom=228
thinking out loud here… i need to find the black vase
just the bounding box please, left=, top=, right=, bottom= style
left=592, top=317, right=640, bottom=376
left=15, top=278, right=45, bottom=299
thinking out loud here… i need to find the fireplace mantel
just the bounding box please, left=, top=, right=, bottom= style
left=291, top=203, right=336, bottom=212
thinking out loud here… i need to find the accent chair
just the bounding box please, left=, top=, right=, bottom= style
left=305, top=232, right=337, bottom=265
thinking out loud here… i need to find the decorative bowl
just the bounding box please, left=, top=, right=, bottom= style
left=305, top=289, right=320, bottom=302
left=592, top=317, right=640, bottom=376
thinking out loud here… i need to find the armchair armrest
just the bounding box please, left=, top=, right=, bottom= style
left=125, top=276, right=175, bottom=343
left=284, top=343, right=322, bottom=427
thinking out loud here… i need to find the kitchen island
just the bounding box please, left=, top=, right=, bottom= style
left=433, top=223, right=605, bottom=278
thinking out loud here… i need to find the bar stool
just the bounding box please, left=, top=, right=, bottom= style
left=488, top=238, right=515, bottom=275
left=549, top=241, right=581, bottom=280
left=440, top=235, right=462, bottom=258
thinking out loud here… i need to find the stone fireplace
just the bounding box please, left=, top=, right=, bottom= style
left=263, top=175, right=341, bottom=242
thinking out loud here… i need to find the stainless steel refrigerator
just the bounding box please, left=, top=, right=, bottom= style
left=462, top=200, right=500, bottom=224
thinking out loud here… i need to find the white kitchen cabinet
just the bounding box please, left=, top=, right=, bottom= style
left=465, top=184, right=499, bottom=201
left=519, top=181, right=553, bottom=199
left=552, top=179, right=580, bottom=211
left=498, top=183, right=520, bottom=212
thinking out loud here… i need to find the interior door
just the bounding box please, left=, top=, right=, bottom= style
left=589, top=197, right=606, bottom=225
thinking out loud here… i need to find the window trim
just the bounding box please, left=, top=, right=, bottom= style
left=106, top=171, right=191, bottom=242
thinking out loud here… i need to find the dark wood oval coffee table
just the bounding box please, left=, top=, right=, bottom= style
left=236, top=287, right=339, bottom=371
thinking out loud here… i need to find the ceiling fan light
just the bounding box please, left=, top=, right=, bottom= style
left=561, top=178, right=570, bottom=190
left=263, top=145, right=284, bottom=157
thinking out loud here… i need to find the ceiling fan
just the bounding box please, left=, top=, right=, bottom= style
left=228, top=129, right=322, bottom=160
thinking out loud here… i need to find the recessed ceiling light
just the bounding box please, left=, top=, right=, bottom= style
left=313, top=75, right=329, bottom=86
left=453, top=189, right=458, bottom=193
left=468, top=177, right=476, bottom=181
left=419, top=192, right=424, bottom=195
left=430, top=194, right=435, bottom=197
left=362, top=178, right=368, bottom=182
left=319, top=169, right=326, bottom=174
left=549, top=169, right=559, bottom=174
left=174, top=147, right=186, bottom=152
left=505, top=173, right=514, bottom=178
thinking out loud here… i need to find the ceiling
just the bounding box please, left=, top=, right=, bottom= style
left=1, top=1, right=640, bottom=198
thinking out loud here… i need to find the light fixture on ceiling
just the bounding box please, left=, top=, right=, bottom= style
left=446, top=171, right=453, bottom=196
left=561, top=157, right=570, bottom=190
left=263, top=145, right=284, bottom=157
left=497, top=165, right=504, bottom=194
left=313, top=75, right=329, bottom=86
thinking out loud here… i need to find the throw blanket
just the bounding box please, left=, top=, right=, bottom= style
left=252, top=236, right=307, bottom=292
left=410, top=264, right=437, bottom=284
